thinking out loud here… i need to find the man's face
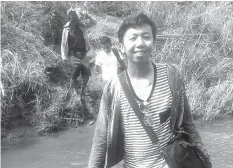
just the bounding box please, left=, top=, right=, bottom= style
left=75, top=10, right=86, bottom=25
left=76, top=10, right=84, bottom=20
left=101, top=44, right=112, bottom=54
left=121, top=24, right=154, bottom=63
left=70, top=11, right=79, bottom=22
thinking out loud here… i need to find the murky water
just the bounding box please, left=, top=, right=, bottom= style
left=2, top=115, right=233, bottom=168
left=196, top=115, right=233, bottom=168
left=1, top=126, right=95, bottom=168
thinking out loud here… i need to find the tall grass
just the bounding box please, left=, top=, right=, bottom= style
left=1, top=1, right=233, bottom=136
left=1, top=2, right=101, bottom=134
left=136, top=1, right=233, bottom=120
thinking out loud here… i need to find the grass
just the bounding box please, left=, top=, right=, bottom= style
left=1, top=2, right=233, bottom=136
left=142, top=1, right=233, bottom=120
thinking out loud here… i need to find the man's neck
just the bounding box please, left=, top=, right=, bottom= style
left=105, top=51, right=112, bottom=55
left=127, top=61, right=153, bottom=79
left=69, top=21, right=79, bottom=27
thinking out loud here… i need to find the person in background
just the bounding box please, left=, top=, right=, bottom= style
left=88, top=13, right=212, bottom=168
left=61, top=7, right=96, bottom=96
left=95, top=36, right=127, bottom=87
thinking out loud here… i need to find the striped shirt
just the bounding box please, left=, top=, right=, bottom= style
left=120, top=64, right=174, bottom=168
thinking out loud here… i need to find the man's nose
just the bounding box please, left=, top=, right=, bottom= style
left=135, top=36, right=145, bottom=47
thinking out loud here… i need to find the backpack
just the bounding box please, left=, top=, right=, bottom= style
left=112, top=48, right=127, bottom=73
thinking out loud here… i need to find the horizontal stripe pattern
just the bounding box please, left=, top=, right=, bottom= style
left=120, top=64, right=174, bottom=168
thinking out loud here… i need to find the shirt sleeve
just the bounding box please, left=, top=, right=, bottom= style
left=79, top=14, right=96, bottom=52
left=61, top=28, right=69, bottom=60
left=88, top=84, right=110, bottom=168
left=179, top=76, right=212, bottom=168
left=95, top=52, right=102, bottom=66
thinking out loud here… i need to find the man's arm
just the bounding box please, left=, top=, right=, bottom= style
left=61, top=28, right=69, bottom=60
left=81, top=14, right=97, bottom=52
left=88, top=85, right=109, bottom=168
left=95, top=54, right=102, bottom=74
left=95, top=65, right=102, bottom=74
left=84, top=13, right=97, bottom=29
left=181, top=83, right=212, bottom=168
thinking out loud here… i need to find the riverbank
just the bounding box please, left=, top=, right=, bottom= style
left=2, top=111, right=232, bottom=143
left=1, top=115, right=96, bottom=142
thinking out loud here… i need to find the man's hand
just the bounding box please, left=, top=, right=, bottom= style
left=86, top=45, right=91, bottom=52
left=95, top=65, right=101, bottom=74
left=82, top=8, right=88, bottom=16
left=62, top=57, right=67, bottom=64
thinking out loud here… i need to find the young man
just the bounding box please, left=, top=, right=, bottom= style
left=88, top=13, right=212, bottom=168
left=61, top=7, right=96, bottom=96
left=95, top=36, right=127, bottom=86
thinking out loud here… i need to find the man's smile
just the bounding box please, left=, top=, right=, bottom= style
left=134, top=50, right=147, bottom=56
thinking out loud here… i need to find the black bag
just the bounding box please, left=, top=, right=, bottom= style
left=163, top=64, right=204, bottom=168
left=163, top=131, right=203, bottom=168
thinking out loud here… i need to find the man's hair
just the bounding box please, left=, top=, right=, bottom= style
left=99, top=36, right=112, bottom=45
left=67, top=8, right=83, bottom=21
left=68, top=10, right=78, bottom=21
left=117, top=13, right=157, bottom=43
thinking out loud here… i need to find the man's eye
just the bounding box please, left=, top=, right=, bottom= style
left=129, top=37, right=136, bottom=41
left=144, top=36, right=151, bottom=40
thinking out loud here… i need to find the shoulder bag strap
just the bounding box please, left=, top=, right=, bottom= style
left=112, top=48, right=127, bottom=70
left=119, top=73, right=159, bottom=144
left=112, top=48, right=120, bottom=61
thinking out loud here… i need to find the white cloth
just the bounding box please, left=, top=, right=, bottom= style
left=95, top=50, right=118, bottom=84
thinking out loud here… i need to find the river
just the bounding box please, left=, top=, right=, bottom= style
left=1, top=115, right=233, bottom=168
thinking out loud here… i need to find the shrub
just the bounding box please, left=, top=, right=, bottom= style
left=1, top=1, right=99, bottom=134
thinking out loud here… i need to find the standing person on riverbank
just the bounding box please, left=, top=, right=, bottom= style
left=88, top=13, right=212, bottom=168
left=95, top=36, right=127, bottom=87
left=61, top=7, right=96, bottom=97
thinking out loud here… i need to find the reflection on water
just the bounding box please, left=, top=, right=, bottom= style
left=196, top=115, right=233, bottom=168
left=1, top=126, right=95, bottom=168
left=2, top=115, right=233, bottom=168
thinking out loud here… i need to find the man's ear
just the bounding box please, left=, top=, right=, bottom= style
left=120, top=43, right=125, bottom=54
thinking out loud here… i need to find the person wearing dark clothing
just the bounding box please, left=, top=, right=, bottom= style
left=61, top=8, right=96, bottom=96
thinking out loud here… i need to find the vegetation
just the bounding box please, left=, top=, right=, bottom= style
left=1, top=1, right=233, bottom=136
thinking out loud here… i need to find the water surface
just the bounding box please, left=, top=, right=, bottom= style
left=2, top=115, right=233, bottom=168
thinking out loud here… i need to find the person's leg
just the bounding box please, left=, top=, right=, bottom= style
left=73, top=68, right=81, bottom=95
left=80, top=93, right=90, bottom=117
left=69, top=56, right=82, bottom=95
left=80, top=64, right=91, bottom=96
left=79, top=64, right=91, bottom=116
left=79, top=52, right=91, bottom=96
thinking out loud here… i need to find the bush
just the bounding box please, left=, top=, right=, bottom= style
left=1, top=1, right=101, bottom=134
